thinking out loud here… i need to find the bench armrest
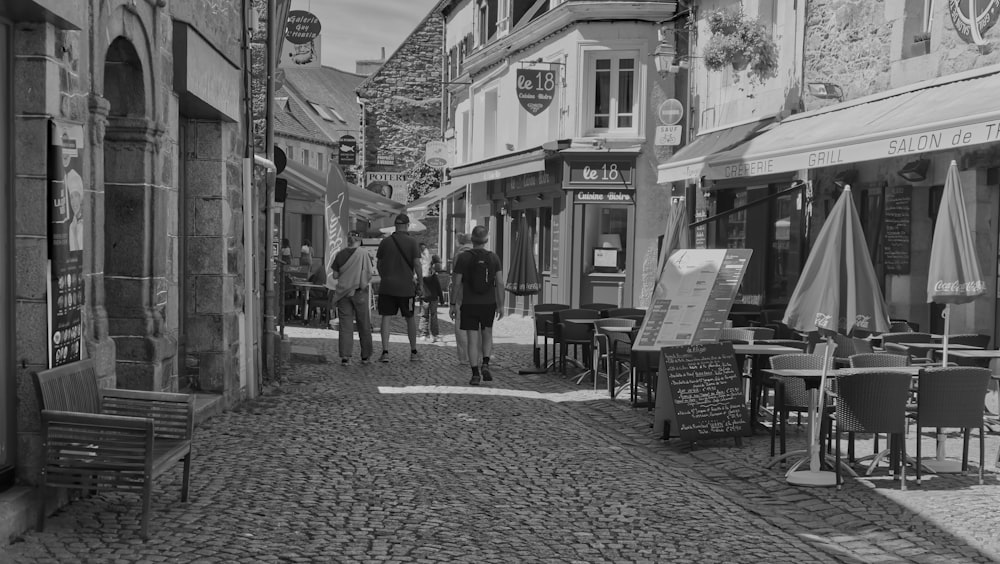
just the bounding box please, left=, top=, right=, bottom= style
left=100, top=389, right=194, bottom=441
left=40, top=409, right=154, bottom=469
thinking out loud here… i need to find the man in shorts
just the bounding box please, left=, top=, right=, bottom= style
left=376, top=214, right=422, bottom=362
left=449, top=225, right=504, bottom=385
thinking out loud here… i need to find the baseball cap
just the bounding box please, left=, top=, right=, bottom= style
left=394, top=213, right=410, bottom=225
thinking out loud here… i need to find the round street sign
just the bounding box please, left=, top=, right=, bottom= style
left=285, top=11, right=322, bottom=45
left=424, top=141, right=450, bottom=169
left=658, top=99, right=684, bottom=126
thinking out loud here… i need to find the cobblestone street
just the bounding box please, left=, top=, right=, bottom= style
left=4, top=315, right=1000, bottom=563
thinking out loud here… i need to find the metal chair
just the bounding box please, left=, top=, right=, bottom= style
left=580, top=302, right=617, bottom=314
left=553, top=309, right=601, bottom=380
left=592, top=318, right=638, bottom=394
left=530, top=303, right=570, bottom=370
left=768, top=353, right=833, bottom=457
left=832, top=370, right=913, bottom=490
left=910, top=366, right=992, bottom=485
left=603, top=307, right=645, bottom=319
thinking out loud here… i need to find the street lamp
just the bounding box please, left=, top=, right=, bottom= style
left=652, top=41, right=679, bottom=76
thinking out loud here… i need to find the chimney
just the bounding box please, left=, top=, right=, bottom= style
left=380, top=47, right=385, bottom=61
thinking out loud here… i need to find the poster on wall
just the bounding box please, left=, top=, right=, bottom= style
left=365, top=171, right=409, bottom=205
left=48, top=120, right=85, bottom=368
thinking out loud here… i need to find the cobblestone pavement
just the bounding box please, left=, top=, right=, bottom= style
left=4, top=313, right=1000, bottom=563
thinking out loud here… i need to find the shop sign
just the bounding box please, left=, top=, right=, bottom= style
left=365, top=171, right=408, bottom=204
left=515, top=68, right=557, bottom=116
left=48, top=120, right=85, bottom=368
left=503, top=168, right=560, bottom=196
left=424, top=141, right=450, bottom=169
left=948, top=0, right=1000, bottom=45
left=708, top=120, right=1000, bottom=180
left=567, top=158, right=634, bottom=187
left=338, top=135, right=357, bottom=166
left=575, top=190, right=634, bottom=203
left=282, top=11, right=322, bottom=68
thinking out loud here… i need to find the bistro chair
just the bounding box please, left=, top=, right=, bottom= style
left=948, top=333, right=991, bottom=348
left=728, top=303, right=761, bottom=327
left=832, top=370, right=913, bottom=490
left=530, top=303, right=570, bottom=370
left=849, top=353, right=910, bottom=368
left=719, top=327, right=755, bottom=345
left=880, top=332, right=934, bottom=363
left=592, top=318, right=638, bottom=394
left=603, top=307, right=646, bottom=319
left=746, top=327, right=776, bottom=341
left=768, top=353, right=833, bottom=458
left=851, top=337, right=875, bottom=355
left=889, top=319, right=917, bottom=332
left=909, top=366, right=992, bottom=485
left=580, top=302, right=617, bottom=313
left=553, top=309, right=601, bottom=379
left=831, top=333, right=857, bottom=367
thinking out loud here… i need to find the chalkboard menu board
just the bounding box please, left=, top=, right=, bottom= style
left=660, top=342, right=749, bottom=441
left=884, top=187, right=911, bottom=275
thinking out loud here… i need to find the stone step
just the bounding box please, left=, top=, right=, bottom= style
left=193, top=392, right=225, bottom=428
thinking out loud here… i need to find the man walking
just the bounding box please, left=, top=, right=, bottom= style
left=330, top=235, right=374, bottom=365
left=376, top=214, right=422, bottom=362
left=450, top=225, right=504, bottom=385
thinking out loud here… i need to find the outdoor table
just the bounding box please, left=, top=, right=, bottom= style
left=762, top=366, right=921, bottom=487
left=291, top=281, right=327, bottom=324
left=730, top=343, right=804, bottom=432
left=893, top=342, right=980, bottom=353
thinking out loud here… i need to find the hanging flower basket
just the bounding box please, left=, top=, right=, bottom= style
left=701, top=8, right=778, bottom=84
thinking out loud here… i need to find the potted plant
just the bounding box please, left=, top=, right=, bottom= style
left=701, top=7, right=779, bottom=84
left=912, top=31, right=931, bottom=56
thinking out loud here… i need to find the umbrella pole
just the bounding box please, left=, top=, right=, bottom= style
left=813, top=336, right=834, bottom=471
left=941, top=305, right=950, bottom=367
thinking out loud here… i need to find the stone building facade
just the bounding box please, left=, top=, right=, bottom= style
left=1, top=0, right=262, bottom=503
left=356, top=9, right=444, bottom=210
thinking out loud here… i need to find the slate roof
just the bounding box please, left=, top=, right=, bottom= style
left=273, top=91, right=333, bottom=145
left=281, top=66, right=365, bottom=141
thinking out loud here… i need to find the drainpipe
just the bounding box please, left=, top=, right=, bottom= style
left=263, top=0, right=278, bottom=382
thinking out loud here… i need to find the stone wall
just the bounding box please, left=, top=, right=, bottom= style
left=803, top=0, right=892, bottom=109
left=357, top=11, right=444, bottom=189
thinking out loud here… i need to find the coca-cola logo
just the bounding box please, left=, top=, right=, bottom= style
left=814, top=312, right=833, bottom=328
left=854, top=314, right=871, bottom=329
left=933, top=279, right=987, bottom=294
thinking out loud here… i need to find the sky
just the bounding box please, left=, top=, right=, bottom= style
left=288, top=0, right=442, bottom=73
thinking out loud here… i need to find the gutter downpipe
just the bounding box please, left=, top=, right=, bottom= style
left=263, top=0, right=278, bottom=383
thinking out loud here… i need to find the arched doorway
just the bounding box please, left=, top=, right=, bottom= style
left=102, top=36, right=175, bottom=390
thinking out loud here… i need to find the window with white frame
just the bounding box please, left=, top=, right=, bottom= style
left=302, top=148, right=310, bottom=166
left=477, top=0, right=498, bottom=46
left=587, top=52, right=638, bottom=134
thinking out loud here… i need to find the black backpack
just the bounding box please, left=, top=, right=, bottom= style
left=468, top=249, right=494, bottom=295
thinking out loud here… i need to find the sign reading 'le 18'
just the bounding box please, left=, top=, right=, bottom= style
left=568, top=158, right=635, bottom=187
left=515, top=69, right=557, bottom=116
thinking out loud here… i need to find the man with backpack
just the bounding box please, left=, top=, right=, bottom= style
left=449, top=225, right=504, bottom=385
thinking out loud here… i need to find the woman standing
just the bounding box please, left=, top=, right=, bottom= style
left=300, top=239, right=313, bottom=267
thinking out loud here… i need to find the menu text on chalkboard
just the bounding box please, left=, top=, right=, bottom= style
left=884, top=187, right=911, bottom=275
left=660, top=342, right=749, bottom=441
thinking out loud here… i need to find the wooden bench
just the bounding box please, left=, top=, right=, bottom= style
left=33, top=359, right=194, bottom=540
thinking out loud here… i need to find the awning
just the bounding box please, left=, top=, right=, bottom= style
left=705, top=69, right=1000, bottom=181
left=656, top=118, right=776, bottom=184
left=449, top=147, right=548, bottom=186
left=406, top=183, right=465, bottom=219
left=279, top=160, right=403, bottom=219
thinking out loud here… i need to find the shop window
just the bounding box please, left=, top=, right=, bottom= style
left=586, top=52, right=638, bottom=136
left=539, top=207, right=552, bottom=272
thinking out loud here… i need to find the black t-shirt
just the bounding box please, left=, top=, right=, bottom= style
left=454, top=248, right=502, bottom=305
left=376, top=232, right=421, bottom=297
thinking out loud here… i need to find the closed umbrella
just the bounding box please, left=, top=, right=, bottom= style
left=782, top=185, right=891, bottom=486
left=927, top=160, right=986, bottom=366
left=505, top=216, right=541, bottom=296
left=651, top=198, right=691, bottom=302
